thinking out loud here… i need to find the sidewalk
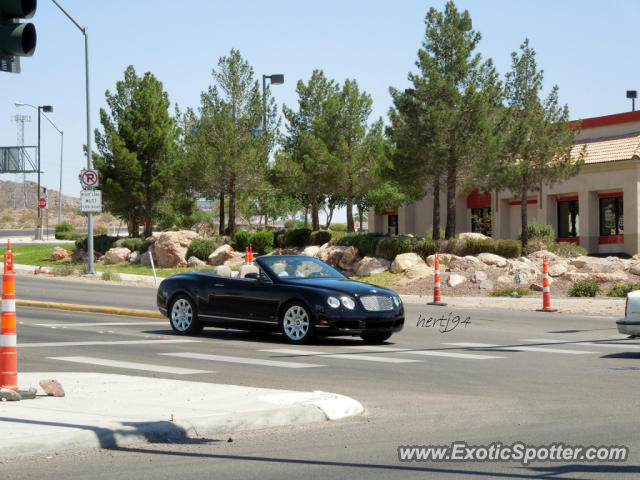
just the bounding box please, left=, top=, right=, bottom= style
left=0, top=372, right=363, bottom=459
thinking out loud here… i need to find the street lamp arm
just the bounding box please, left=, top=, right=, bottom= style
left=41, top=113, right=62, bottom=135
left=51, top=0, right=86, bottom=34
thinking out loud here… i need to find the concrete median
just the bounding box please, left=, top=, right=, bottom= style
left=16, top=299, right=164, bottom=319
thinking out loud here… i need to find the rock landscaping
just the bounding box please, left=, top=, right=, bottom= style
left=57, top=227, right=640, bottom=299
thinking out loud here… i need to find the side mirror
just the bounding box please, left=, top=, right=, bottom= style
left=244, top=272, right=260, bottom=280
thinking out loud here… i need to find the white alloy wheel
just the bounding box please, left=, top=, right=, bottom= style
left=282, top=304, right=312, bottom=342
left=169, top=296, right=201, bottom=335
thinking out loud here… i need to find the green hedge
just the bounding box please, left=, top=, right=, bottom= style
left=495, top=240, right=522, bottom=258
left=549, top=242, right=587, bottom=258
left=233, top=230, right=250, bottom=251
left=55, top=221, right=74, bottom=233
left=273, top=230, right=287, bottom=248
left=376, top=237, right=413, bottom=261
left=121, top=238, right=153, bottom=253
left=568, top=279, right=599, bottom=297
left=285, top=228, right=312, bottom=247
left=607, top=281, right=640, bottom=297
left=414, top=239, right=437, bottom=260
left=187, top=238, right=216, bottom=261
left=250, top=231, right=274, bottom=255
left=329, top=223, right=348, bottom=232
left=75, top=234, right=118, bottom=254
left=310, top=230, right=332, bottom=246
left=334, top=233, right=382, bottom=257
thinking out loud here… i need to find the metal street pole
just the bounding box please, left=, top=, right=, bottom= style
left=36, top=105, right=41, bottom=239
left=52, top=0, right=95, bottom=274
left=58, top=130, right=63, bottom=224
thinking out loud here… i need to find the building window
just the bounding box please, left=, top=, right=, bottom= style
left=557, top=200, right=579, bottom=238
left=388, top=214, right=398, bottom=235
left=599, top=196, right=623, bottom=236
left=471, top=207, right=492, bottom=236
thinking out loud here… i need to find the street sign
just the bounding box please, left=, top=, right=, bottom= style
left=80, top=169, right=99, bottom=188
left=80, top=190, right=102, bottom=212
left=38, top=197, right=46, bottom=209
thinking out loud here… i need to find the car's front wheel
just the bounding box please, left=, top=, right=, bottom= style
left=169, top=295, right=203, bottom=335
left=280, top=302, right=315, bottom=344
left=360, top=332, right=392, bottom=344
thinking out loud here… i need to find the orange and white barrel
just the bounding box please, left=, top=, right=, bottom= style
left=1, top=241, right=17, bottom=391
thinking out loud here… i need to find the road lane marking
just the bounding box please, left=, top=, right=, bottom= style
left=346, top=345, right=503, bottom=359
left=444, top=342, right=595, bottom=355
left=49, top=356, right=211, bottom=374
left=159, top=352, right=326, bottom=369
left=35, top=322, right=163, bottom=328
left=261, top=348, right=422, bottom=363
left=18, top=339, right=200, bottom=348
left=523, top=338, right=640, bottom=350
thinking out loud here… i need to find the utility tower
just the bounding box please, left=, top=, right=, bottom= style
left=11, top=114, right=31, bottom=208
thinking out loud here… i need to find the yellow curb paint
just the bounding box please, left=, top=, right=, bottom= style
left=16, top=299, right=164, bottom=319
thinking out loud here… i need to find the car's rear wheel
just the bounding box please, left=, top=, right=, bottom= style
left=360, top=332, right=392, bottom=344
left=170, top=295, right=203, bottom=335
left=280, top=302, right=314, bottom=344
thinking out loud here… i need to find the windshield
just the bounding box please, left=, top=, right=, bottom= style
left=260, top=256, right=346, bottom=280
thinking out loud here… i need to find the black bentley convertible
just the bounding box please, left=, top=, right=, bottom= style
left=157, top=255, right=404, bottom=344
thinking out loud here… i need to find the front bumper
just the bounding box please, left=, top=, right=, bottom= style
left=315, top=308, right=404, bottom=336
left=616, top=318, right=640, bottom=336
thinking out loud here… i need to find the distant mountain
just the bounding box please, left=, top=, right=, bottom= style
left=0, top=180, right=80, bottom=209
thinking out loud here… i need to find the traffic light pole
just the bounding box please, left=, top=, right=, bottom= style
left=52, top=0, right=94, bottom=273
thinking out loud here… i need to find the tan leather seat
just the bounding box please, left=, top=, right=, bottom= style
left=214, top=265, right=232, bottom=277
left=239, top=265, right=259, bottom=278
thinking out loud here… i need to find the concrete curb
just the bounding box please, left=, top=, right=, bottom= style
left=16, top=299, right=164, bottom=319
left=1, top=373, right=364, bottom=458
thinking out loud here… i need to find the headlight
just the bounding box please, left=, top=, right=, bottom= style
left=340, top=296, right=355, bottom=310
left=327, top=296, right=340, bottom=308
left=393, top=296, right=401, bottom=307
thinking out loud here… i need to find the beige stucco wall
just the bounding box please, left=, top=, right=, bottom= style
left=370, top=119, right=640, bottom=254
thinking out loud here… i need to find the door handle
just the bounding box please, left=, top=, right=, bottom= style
left=214, top=283, right=225, bottom=287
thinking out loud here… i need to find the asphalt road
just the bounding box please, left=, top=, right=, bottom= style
left=2, top=277, right=638, bottom=479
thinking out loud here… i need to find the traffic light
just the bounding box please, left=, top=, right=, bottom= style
left=0, top=0, right=37, bottom=74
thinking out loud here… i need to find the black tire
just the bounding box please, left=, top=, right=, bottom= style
left=360, top=332, right=392, bottom=344
left=169, top=294, right=203, bottom=335
left=280, top=302, right=315, bottom=344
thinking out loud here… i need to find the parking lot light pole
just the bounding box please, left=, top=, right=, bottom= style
left=14, top=102, right=52, bottom=240
left=38, top=113, right=64, bottom=224
left=261, top=74, right=284, bottom=131
left=52, top=0, right=94, bottom=273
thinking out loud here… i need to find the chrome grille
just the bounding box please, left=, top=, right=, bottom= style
left=360, top=295, right=394, bottom=311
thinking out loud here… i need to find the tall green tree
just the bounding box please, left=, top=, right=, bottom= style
left=489, top=39, right=584, bottom=249
left=183, top=49, right=277, bottom=236
left=94, top=65, right=176, bottom=237
left=389, top=1, right=502, bottom=239
left=276, top=70, right=341, bottom=231
left=329, top=79, right=387, bottom=233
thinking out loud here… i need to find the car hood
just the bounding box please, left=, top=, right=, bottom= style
left=282, top=278, right=396, bottom=297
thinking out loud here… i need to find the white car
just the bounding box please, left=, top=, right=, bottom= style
left=617, top=289, right=640, bottom=337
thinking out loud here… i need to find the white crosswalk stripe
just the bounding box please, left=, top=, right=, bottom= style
left=160, top=352, right=326, bottom=368
left=523, top=338, right=640, bottom=350
left=261, top=348, right=422, bottom=363
left=49, top=356, right=212, bottom=374
left=18, top=339, right=200, bottom=348
left=444, top=342, right=595, bottom=355
left=346, top=345, right=503, bottom=360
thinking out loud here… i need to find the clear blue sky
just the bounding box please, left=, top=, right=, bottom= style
left=1, top=0, right=639, bottom=218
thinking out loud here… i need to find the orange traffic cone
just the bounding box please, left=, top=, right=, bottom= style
left=244, top=247, right=249, bottom=265
left=537, top=255, right=557, bottom=312
left=427, top=252, right=447, bottom=306
left=1, top=241, right=18, bottom=391
left=249, top=246, right=254, bottom=264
